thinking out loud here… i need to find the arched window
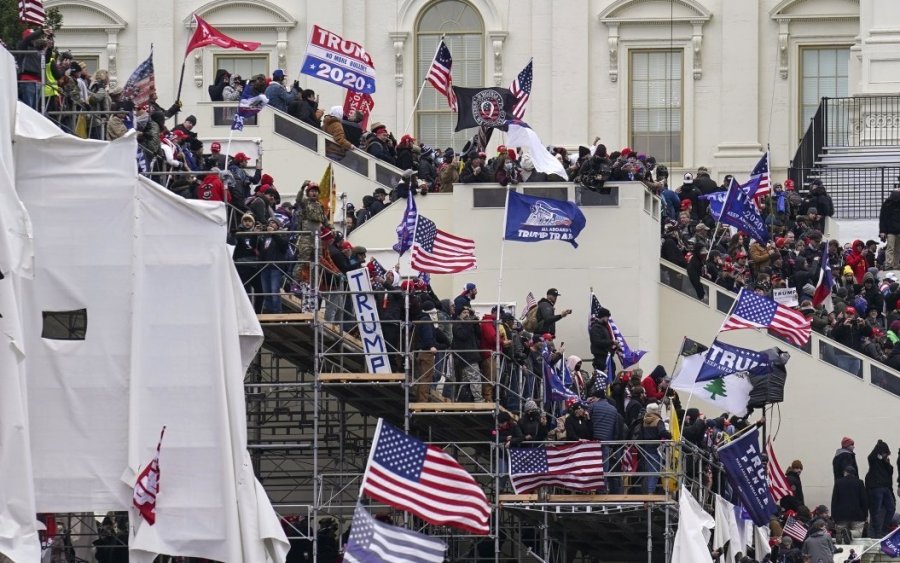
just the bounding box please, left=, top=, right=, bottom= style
left=415, top=0, right=484, bottom=151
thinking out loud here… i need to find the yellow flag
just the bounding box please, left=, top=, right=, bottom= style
left=318, top=163, right=335, bottom=222
left=664, top=407, right=681, bottom=493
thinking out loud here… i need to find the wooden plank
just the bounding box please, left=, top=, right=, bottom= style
left=319, top=373, right=405, bottom=382
left=257, top=313, right=314, bottom=323
left=498, top=494, right=668, bottom=503
left=409, top=402, right=495, bottom=412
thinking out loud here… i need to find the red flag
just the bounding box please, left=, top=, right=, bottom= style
left=133, top=426, right=166, bottom=525
left=185, top=14, right=261, bottom=56
left=342, top=90, right=375, bottom=130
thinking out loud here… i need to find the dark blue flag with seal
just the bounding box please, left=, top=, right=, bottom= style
left=717, top=427, right=778, bottom=526
left=695, top=338, right=773, bottom=382
left=719, top=178, right=769, bottom=243
left=504, top=190, right=586, bottom=248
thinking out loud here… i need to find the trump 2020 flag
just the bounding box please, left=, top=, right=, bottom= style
left=717, top=427, right=777, bottom=527
left=882, top=527, right=900, bottom=557
left=361, top=419, right=490, bottom=534
left=504, top=190, right=586, bottom=248
left=719, top=179, right=769, bottom=243
left=451, top=86, right=517, bottom=131
left=344, top=504, right=447, bottom=563
left=695, top=338, right=773, bottom=382
left=133, top=426, right=166, bottom=525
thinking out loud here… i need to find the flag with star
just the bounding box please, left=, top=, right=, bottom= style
left=590, top=293, right=645, bottom=368
left=510, top=59, right=533, bottom=120
left=343, top=503, right=447, bottom=563
left=410, top=215, right=476, bottom=274
left=720, top=288, right=811, bottom=346
left=508, top=441, right=604, bottom=494
left=361, top=419, right=491, bottom=535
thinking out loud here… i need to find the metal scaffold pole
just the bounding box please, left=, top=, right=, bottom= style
left=312, top=231, right=321, bottom=563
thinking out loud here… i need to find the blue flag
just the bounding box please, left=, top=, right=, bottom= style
left=719, top=179, right=769, bottom=243
left=393, top=193, right=417, bottom=255
left=590, top=293, right=646, bottom=368
left=882, top=527, right=900, bottom=557
left=695, top=338, right=773, bottom=382
left=504, top=190, right=586, bottom=248
left=717, top=427, right=777, bottom=526
left=542, top=349, right=577, bottom=402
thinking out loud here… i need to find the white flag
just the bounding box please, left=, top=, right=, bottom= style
left=754, top=524, right=771, bottom=559
left=672, top=486, right=715, bottom=563
left=505, top=122, right=568, bottom=179
left=670, top=353, right=754, bottom=417
left=714, top=494, right=742, bottom=563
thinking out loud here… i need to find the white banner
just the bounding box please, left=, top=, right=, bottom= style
left=347, top=268, right=391, bottom=373
left=772, top=287, right=798, bottom=308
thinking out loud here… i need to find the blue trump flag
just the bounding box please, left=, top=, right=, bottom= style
left=717, top=427, right=777, bottom=526
left=504, top=190, right=586, bottom=248
left=695, top=338, right=773, bottom=382
left=882, top=527, right=900, bottom=557
left=542, top=348, right=577, bottom=402
left=719, top=179, right=769, bottom=243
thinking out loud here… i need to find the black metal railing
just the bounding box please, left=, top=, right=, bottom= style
left=823, top=95, right=900, bottom=148
left=789, top=165, right=899, bottom=219
left=789, top=102, right=824, bottom=190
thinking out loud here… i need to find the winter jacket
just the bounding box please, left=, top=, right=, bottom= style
left=589, top=320, right=615, bottom=366
left=880, top=190, right=900, bottom=235
left=452, top=319, right=482, bottom=365
left=565, top=415, right=593, bottom=441
left=322, top=115, right=353, bottom=150
left=460, top=160, right=491, bottom=183
left=418, top=157, right=437, bottom=187
left=535, top=298, right=563, bottom=335
left=439, top=163, right=460, bottom=193
left=845, top=241, right=868, bottom=284
left=639, top=412, right=670, bottom=441
left=478, top=314, right=498, bottom=360
left=257, top=231, right=288, bottom=262
left=518, top=412, right=548, bottom=444
left=661, top=235, right=687, bottom=267
left=831, top=474, right=868, bottom=522
left=453, top=293, right=472, bottom=318
left=865, top=440, right=894, bottom=490
left=785, top=470, right=805, bottom=506
left=832, top=448, right=858, bottom=481
left=208, top=69, right=230, bottom=101
left=641, top=367, right=667, bottom=400
left=589, top=399, right=621, bottom=442
left=395, top=146, right=417, bottom=172
left=687, top=253, right=706, bottom=299
left=413, top=311, right=437, bottom=350
left=365, top=138, right=396, bottom=165
left=15, top=29, right=46, bottom=78
left=801, top=529, right=836, bottom=563
left=264, top=82, right=294, bottom=113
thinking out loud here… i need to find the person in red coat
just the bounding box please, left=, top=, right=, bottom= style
left=196, top=170, right=230, bottom=202
left=641, top=365, right=668, bottom=401
left=845, top=240, right=869, bottom=284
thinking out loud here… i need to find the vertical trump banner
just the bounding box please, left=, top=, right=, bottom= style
left=347, top=268, right=391, bottom=373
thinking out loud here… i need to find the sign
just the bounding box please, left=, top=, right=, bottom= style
left=717, top=427, right=778, bottom=527
left=347, top=268, right=391, bottom=373
left=503, top=190, right=587, bottom=248
left=301, top=25, right=376, bottom=93
left=772, top=287, right=798, bottom=308
left=343, top=90, right=374, bottom=130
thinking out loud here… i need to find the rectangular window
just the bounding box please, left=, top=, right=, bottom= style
left=416, top=33, right=483, bottom=151
left=629, top=50, right=683, bottom=165
left=72, top=55, right=100, bottom=76
left=213, top=54, right=269, bottom=80
left=800, top=47, right=849, bottom=133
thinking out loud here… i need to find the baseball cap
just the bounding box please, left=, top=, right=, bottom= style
left=465, top=282, right=477, bottom=291
left=233, top=152, right=250, bottom=162
left=547, top=288, right=561, bottom=297
left=273, top=69, right=285, bottom=80
left=683, top=172, right=694, bottom=184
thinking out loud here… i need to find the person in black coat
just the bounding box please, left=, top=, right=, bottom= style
left=831, top=466, right=868, bottom=541
left=564, top=401, right=593, bottom=441
left=833, top=437, right=859, bottom=481
left=798, top=179, right=835, bottom=217
left=865, top=439, right=895, bottom=538
left=661, top=225, right=687, bottom=267
left=589, top=308, right=616, bottom=371
left=879, top=185, right=900, bottom=270
left=784, top=460, right=806, bottom=508
left=687, top=245, right=708, bottom=300
left=518, top=399, right=548, bottom=446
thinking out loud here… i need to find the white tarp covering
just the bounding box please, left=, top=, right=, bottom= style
left=0, top=51, right=39, bottom=563
left=0, top=49, right=287, bottom=562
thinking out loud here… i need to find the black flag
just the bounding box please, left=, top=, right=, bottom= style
left=451, top=86, right=517, bottom=131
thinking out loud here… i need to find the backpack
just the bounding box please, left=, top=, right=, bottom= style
left=628, top=409, right=646, bottom=440
left=523, top=306, right=540, bottom=332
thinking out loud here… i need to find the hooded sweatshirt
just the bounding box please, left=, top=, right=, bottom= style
left=833, top=447, right=858, bottom=481
left=865, top=440, right=894, bottom=489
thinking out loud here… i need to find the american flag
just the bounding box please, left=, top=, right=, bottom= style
left=765, top=440, right=793, bottom=502
left=122, top=49, right=156, bottom=107
left=509, top=441, right=604, bottom=494
left=133, top=426, right=166, bottom=525
left=411, top=215, right=476, bottom=274
left=720, top=288, right=811, bottom=346
left=591, top=293, right=646, bottom=367
left=18, top=0, right=45, bottom=25
left=783, top=515, right=808, bottom=543
left=746, top=152, right=770, bottom=198
left=510, top=59, right=533, bottom=120
left=520, top=291, right=537, bottom=319
left=812, top=243, right=834, bottom=311
left=344, top=504, right=447, bottom=563
left=361, top=420, right=490, bottom=535
left=426, top=40, right=457, bottom=111
left=392, top=193, right=417, bottom=255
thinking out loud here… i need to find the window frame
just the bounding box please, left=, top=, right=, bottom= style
left=798, top=45, right=851, bottom=135
left=627, top=48, right=685, bottom=167
left=414, top=0, right=485, bottom=149
left=212, top=53, right=270, bottom=82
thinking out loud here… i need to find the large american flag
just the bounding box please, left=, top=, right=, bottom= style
left=720, top=288, right=811, bottom=346
left=783, top=516, right=808, bottom=543
left=746, top=152, right=770, bottom=198
left=18, top=0, right=45, bottom=25
left=765, top=440, right=793, bottom=502
left=392, top=193, right=417, bottom=255
left=411, top=215, right=476, bottom=274
left=344, top=504, right=447, bottom=563
left=122, top=50, right=156, bottom=107
left=509, top=441, right=604, bottom=494
left=361, top=420, right=490, bottom=535
left=510, top=59, right=533, bottom=120
left=426, top=40, right=457, bottom=111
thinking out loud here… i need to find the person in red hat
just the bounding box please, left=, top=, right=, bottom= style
left=833, top=437, right=858, bottom=480
left=227, top=151, right=262, bottom=203
left=205, top=141, right=226, bottom=170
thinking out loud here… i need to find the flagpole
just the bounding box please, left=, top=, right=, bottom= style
left=222, top=124, right=236, bottom=173
left=403, top=36, right=445, bottom=135
left=851, top=528, right=897, bottom=559
left=174, top=58, right=186, bottom=123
